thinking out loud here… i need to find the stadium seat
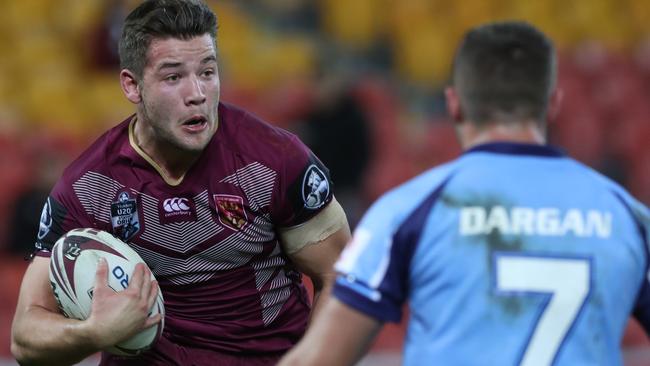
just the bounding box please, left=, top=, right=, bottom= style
left=552, top=105, right=606, bottom=168
left=319, top=0, right=383, bottom=49
left=624, top=318, right=650, bottom=347
left=0, top=134, right=33, bottom=250
left=628, top=151, right=650, bottom=204
left=0, top=257, right=29, bottom=358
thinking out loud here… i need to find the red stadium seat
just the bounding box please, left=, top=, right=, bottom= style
left=623, top=318, right=650, bottom=347
left=0, top=257, right=29, bottom=357
left=551, top=108, right=605, bottom=168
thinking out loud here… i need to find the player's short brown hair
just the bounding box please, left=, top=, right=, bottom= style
left=451, top=21, right=556, bottom=125
left=118, top=0, right=218, bottom=80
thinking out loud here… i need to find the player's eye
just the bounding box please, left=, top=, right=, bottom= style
left=202, top=69, right=215, bottom=78
left=165, top=74, right=180, bottom=82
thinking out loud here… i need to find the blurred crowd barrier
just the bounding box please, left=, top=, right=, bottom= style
left=1, top=0, right=650, bottom=361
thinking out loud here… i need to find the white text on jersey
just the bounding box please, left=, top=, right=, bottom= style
left=459, top=206, right=612, bottom=238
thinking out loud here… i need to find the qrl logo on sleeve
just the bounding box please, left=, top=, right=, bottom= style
left=302, top=165, right=330, bottom=209
left=38, top=198, right=53, bottom=240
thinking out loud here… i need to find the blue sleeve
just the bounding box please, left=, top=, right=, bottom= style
left=333, top=219, right=403, bottom=322
left=633, top=226, right=650, bottom=332
left=634, top=280, right=650, bottom=333
left=624, top=195, right=650, bottom=333
left=333, top=172, right=453, bottom=323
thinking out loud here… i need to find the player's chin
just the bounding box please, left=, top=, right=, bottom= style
left=177, top=136, right=211, bottom=153
left=177, top=127, right=214, bottom=147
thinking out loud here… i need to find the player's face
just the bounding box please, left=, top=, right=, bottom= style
left=139, top=34, right=220, bottom=153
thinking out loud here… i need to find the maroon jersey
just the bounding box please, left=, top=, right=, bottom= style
left=34, top=102, right=334, bottom=362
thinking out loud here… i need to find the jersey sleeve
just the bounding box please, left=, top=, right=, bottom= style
left=33, top=175, right=94, bottom=257
left=631, top=199, right=650, bottom=333
left=331, top=195, right=411, bottom=323
left=332, top=169, right=453, bottom=323
left=271, top=134, right=334, bottom=228
left=634, top=278, right=650, bottom=333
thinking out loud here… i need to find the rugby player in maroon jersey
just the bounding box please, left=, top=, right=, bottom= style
left=11, top=1, right=351, bottom=365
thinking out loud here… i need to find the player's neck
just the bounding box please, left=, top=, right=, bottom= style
left=130, top=117, right=199, bottom=183
left=458, top=120, right=546, bottom=150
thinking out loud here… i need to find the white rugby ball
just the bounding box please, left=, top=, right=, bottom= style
left=48, top=228, right=165, bottom=356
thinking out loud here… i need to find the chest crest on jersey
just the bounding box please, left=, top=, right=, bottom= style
left=214, top=194, right=248, bottom=231
left=110, top=191, right=141, bottom=241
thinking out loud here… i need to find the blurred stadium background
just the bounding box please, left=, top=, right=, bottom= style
left=1, top=0, right=650, bottom=364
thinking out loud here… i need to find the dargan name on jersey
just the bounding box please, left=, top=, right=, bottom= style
left=459, top=206, right=612, bottom=238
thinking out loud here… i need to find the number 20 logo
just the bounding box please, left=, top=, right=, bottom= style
left=112, top=265, right=130, bottom=289
left=493, top=253, right=591, bottom=366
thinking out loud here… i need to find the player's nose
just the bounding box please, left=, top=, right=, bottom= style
left=184, top=75, right=206, bottom=106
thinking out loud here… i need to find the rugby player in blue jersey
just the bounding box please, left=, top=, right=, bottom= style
left=280, top=21, right=650, bottom=366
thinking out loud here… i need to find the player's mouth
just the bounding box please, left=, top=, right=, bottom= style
left=181, top=115, right=208, bottom=132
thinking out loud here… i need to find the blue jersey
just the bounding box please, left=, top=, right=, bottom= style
left=333, top=142, right=650, bottom=366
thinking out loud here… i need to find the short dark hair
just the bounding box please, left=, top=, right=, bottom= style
left=118, top=0, right=218, bottom=79
left=451, top=21, right=556, bottom=125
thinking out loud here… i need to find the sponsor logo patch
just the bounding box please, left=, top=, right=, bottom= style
left=302, top=165, right=329, bottom=209
left=214, top=194, right=248, bottom=231
left=160, top=197, right=197, bottom=224
left=163, top=197, right=190, bottom=213
left=110, top=191, right=140, bottom=241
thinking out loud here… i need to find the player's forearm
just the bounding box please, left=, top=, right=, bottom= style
left=11, top=306, right=98, bottom=366
left=280, top=298, right=381, bottom=366
left=308, top=272, right=336, bottom=322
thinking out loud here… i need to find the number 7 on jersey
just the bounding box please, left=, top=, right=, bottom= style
left=494, top=253, right=592, bottom=366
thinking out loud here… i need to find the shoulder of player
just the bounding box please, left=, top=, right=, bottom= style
left=576, top=160, right=650, bottom=219
left=569, top=159, right=650, bottom=232
left=564, top=157, right=636, bottom=199
left=218, top=102, right=306, bottom=161
left=58, top=117, right=131, bottom=184
left=363, top=161, right=459, bottom=227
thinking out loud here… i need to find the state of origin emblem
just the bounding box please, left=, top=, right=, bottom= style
left=214, top=194, right=248, bottom=231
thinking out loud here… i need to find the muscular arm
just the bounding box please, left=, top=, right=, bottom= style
left=280, top=198, right=351, bottom=319
left=11, top=256, right=97, bottom=365
left=11, top=256, right=161, bottom=365
left=278, top=298, right=382, bottom=366
left=288, top=225, right=350, bottom=319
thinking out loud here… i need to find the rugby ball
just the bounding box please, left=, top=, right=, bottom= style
left=48, top=228, right=165, bottom=356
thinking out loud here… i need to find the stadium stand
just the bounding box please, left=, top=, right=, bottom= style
left=1, top=0, right=650, bottom=364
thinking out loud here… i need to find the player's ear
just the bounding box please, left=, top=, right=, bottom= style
left=546, top=88, right=563, bottom=124
left=445, top=86, right=463, bottom=124
left=120, top=69, right=142, bottom=104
